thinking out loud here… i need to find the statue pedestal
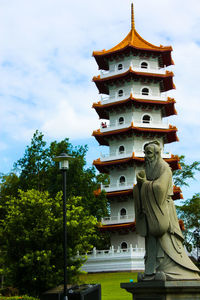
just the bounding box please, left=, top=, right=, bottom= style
left=121, top=280, right=200, bottom=300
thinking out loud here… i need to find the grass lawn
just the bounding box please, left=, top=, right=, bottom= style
left=79, top=272, right=138, bottom=300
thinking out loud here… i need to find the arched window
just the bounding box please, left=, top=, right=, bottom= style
left=119, top=176, right=126, bottom=185
left=141, top=61, right=148, bottom=69
left=121, top=242, right=128, bottom=249
left=118, top=116, right=124, bottom=124
left=118, top=89, right=123, bottom=97
left=118, top=63, right=123, bottom=70
left=141, top=87, right=149, bottom=96
left=120, top=208, right=127, bottom=216
left=119, top=145, right=125, bottom=154
left=142, top=114, right=151, bottom=124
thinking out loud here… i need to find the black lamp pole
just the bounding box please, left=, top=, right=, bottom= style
left=62, top=168, right=67, bottom=300
left=53, top=153, right=73, bottom=300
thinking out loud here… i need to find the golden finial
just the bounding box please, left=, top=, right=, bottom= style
left=131, top=3, right=135, bottom=30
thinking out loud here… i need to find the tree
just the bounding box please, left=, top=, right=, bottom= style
left=176, top=194, right=200, bottom=252
left=0, top=131, right=109, bottom=295
left=173, top=156, right=200, bottom=252
left=0, top=189, right=97, bottom=296
left=173, top=155, right=200, bottom=187
left=0, top=130, right=108, bottom=221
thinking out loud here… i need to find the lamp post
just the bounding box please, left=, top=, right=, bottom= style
left=53, top=153, right=73, bottom=300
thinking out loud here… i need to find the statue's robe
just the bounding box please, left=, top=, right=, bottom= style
left=133, top=158, right=200, bottom=280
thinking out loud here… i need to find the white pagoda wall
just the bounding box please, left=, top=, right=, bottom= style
left=109, top=55, right=159, bottom=72
left=109, top=167, right=136, bottom=185
left=111, top=231, right=138, bottom=248
left=110, top=197, right=135, bottom=217
left=109, top=107, right=163, bottom=125
left=109, top=81, right=161, bottom=99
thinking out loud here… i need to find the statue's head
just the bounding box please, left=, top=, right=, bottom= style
left=144, top=140, right=161, bottom=161
left=144, top=140, right=161, bottom=179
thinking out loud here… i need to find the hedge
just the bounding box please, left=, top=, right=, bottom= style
left=0, top=296, right=39, bottom=300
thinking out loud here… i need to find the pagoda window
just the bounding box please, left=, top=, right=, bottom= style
left=119, top=145, right=125, bottom=154
left=141, top=87, right=149, bottom=96
left=118, top=116, right=124, bottom=124
left=118, top=89, right=124, bottom=97
left=141, top=61, right=148, bottom=69
left=142, top=114, right=151, bottom=124
left=119, top=175, right=126, bottom=185
left=120, top=208, right=127, bottom=217
left=121, top=242, right=128, bottom=249
left=118, top=63, right=123, bottom=70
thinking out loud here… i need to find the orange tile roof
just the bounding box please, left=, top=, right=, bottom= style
left=93, top=4, right=173, bottom=69
left=94, top=185, right=182, bottom=201
left=92, top=123, right=178, bottom=146
left=92, top=96, right=177, bottom=119
left=99, top=221, right=136, bottom=232
left=93, top=153, right=181, bottom=172
left=93, top=68, right=175, bottom=94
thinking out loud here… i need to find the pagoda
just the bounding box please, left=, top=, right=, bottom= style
left=82, top=4, right=182, bottom=273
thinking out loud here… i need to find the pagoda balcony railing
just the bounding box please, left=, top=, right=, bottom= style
left=100, top=151, right=133, bottom=161
left=134, top=150, right=172, bottom=159
left=100, top=91, right=167, bottom=105
left=100, top=120, right=169, bottom=133
left=100, top=150, right=171, bottom=161
left=101, top=214, right=135, bottom=225
left=133, top=121, right=169, bottom=129
left=99, top=64, right=166, bottom=79
left=78, top=245, right=145, bottom=258
left=101, top=181, right=134, bottom=193
left=100, top=120, right=131, bottom=132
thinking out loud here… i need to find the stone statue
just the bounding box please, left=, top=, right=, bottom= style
left=133, top=140, right=200, bottom=281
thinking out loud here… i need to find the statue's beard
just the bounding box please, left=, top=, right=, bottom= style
left=145, top=156, right=158, bottom=180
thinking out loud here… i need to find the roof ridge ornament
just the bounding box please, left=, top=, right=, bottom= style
left=131, top=3, right=135, bottom=30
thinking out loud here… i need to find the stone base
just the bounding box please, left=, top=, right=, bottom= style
left=121, top=280, right=200, bottom=300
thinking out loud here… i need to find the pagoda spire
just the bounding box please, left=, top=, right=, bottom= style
left=131, top=3, right=135, bottom=30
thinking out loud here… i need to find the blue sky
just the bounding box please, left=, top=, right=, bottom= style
left=0, top=0, right=200, bottom=200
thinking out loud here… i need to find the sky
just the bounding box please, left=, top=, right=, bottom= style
left=0, top=0, right=200, bottom=200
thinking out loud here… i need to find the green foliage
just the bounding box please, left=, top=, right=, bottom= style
left=0, top=190, right=97, bottom=296
left=176, top=193, right=200, bottom=252
left=2, top=130, right=108, bottom=221
left=173, top=155, right=200, bottom=187
left=0, top=297, right=39, bottom=300
left=0, top=295, right=39, bottom=300
left=0, top=130, right=109, bottom=295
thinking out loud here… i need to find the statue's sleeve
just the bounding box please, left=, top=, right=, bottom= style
left=141, top=167, right=171, bottom=237
left=133, top=185, right=147, bottom=237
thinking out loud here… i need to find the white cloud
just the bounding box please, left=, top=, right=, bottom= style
left=0, top=0, right=199, bottom=177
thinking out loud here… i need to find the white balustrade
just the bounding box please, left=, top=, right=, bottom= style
left=101, top=181, right=134, bottom=192
left=134, top=150, right=171, bottom=159
left=100, top=151, right=133, bottom=162
left=101, top=214, right=135, bottom=225
left=100, top=120, right=131, bottom=132
left=100, top=92, right=130, bottom=105
left=79, top=246, right=145, bottom=258
left=100, top=91, right=167, bottom=105
left=81, top=245, right=145, bottom=272
left=134, top=121, right=169, bottom=129
left=99, top=64, right=165, bottom=79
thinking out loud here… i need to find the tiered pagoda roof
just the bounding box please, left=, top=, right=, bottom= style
left=93, top=153, right=181, bottom=173
left=93, top=68, right=175, bottom=94
left=94, top=185, right=183, bottom=201
left=93, top=4, right=173, bottom=69
left=99, top=219, right=185, bottom=232
left=93, top=96, right=177, bottom=119
left=92, top=123, right=178, bottom=146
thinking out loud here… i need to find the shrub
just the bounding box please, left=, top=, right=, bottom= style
left=0, top=296, right=39, bottom=300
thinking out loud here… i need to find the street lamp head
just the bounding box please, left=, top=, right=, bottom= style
left=53, top=153, right=73, bottom=170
